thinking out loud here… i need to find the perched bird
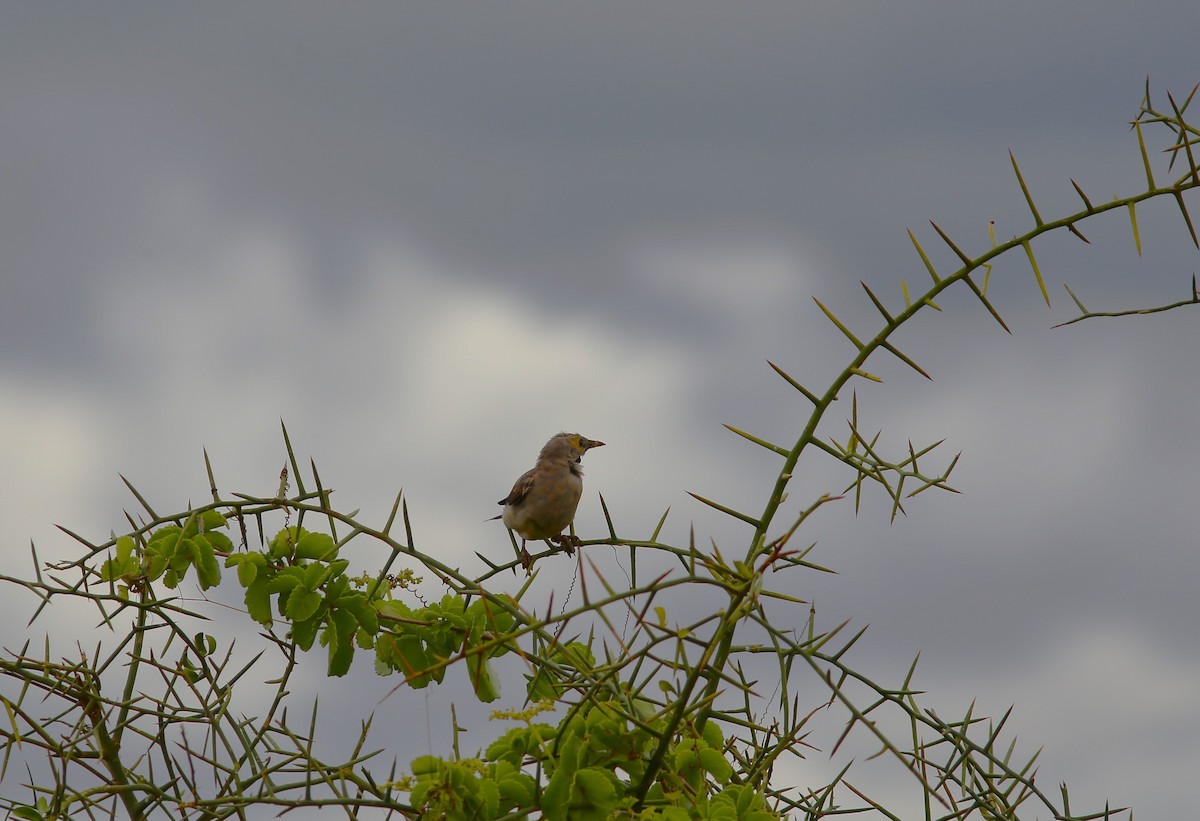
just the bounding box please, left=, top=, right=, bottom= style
left=497, top=433, right=605, bottom=569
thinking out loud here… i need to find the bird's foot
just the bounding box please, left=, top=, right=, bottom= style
left=551, top=534, right=581, bottom=556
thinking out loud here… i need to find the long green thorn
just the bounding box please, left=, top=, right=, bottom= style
left=649, top=506, right=670, bottom=542
left=119, top=473, right=158, bottom=520
left=1010, top=150, right=1044, bottom=227
left=1135, top=119, right=1157, bottom=191
left=280, top=419, right=307, bottom=496
left=983, top=220, right=998, bottom=293
left=1127, top=202, right=1143, bottom=256
left=908, top=230, right=941, bottom=283
left=880, top=340, right=932, bottom=380
left=724, top=424, right=789, bottom=456
left=890, top=474, right=908, bottom=521
left=54, top=523, right=101, bottom=550
left=1174, top=191, right=1199, bottom=248
left=401, top=495, right=416, bottom=552
left=686, top=492, right=762, bottom=528
left=1021, top=239, right=1051, bottom=307
left=860, top=281, right=894, bottom=324
left=475, top=551, right=502, bottom=570
left=203, top=448, right=219, bottom=504
left=599, top=491, right=618, bottom=540
left=1166, top=90, right=1198, bottom=180
left=928, top=221, right=973, bottom=266
left=767, top=360, right=820, bottom=405
left=813, top=297, right=864, bottom=350
left=1179, top=80, right=1200, bottom=113
left=962, top=274, right=1012, bottom=334
left=851, top=458, right=865, bottom=514
left=310, top=457, right=338, bottom=541
left=1070, top=178, right=1094, bottom=212
left=31, top=540, right=44, bottom=587
left=1063, top=284, right=1088, bottom=314
left=381, top=488, right=403, bottom=536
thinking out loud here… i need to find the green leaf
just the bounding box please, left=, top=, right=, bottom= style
left=230, top=552, right=266, bottom=587
left=378, top=633, right=434, bottom=686
left=321, top=558, right=351, bottom=587
left=525, top=669, right=558, bottom=702
left=195, top=632, right=217, bottom=656
left=268, top=526, right=303, bottom=559
left=573, top=767, right=622, bottom=817
left=298, top=560, right=327, bottom=591
left=191, top=534, right=222, bottom=589
left=244, top=579, right=273, bottom=626
left=338, top=592, right=379, bottom=635
left=466, top=647, right=499, bottom=703
left=377, top=599, right=414, bottom=620
left=495, top=765, right=536, bottom=808
left=198, top=509, right=227, bottom=531
left=266, top=566, right=304, bottom=593
left=699, top=747, right=733, bottom=784
left=291, top=612, right=322, bottom=651
left=410, top=754, right=440, bottom=777
left=177, top=653, right=200, bottom=685
left=324, top=573, right=350, bottom=602
left=540, top=769, right=571, bottom=821
left=205, top=529, right=234, bottom=554
left=476, top=775, right=501, bottom=819
left=116, top=535, right=135, bottom=562
left=653, top=808, right=692, bottom=821
left=100, top=553, right=139, bottom=583
left=323, top=607, right=358, bottom=676
left=295, top=530, right=337, bottom=560
left=286, top=588, right=324, bottom=623
left=554, top=641, right=596, bottom=671
left=712, top=785, right=776, bottom=820
left=144, top=527, right=182, bottom=581
left=147, top=525, right=184, bottom=548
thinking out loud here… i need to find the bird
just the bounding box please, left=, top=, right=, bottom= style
left=496, top=433, right=605, bottom=570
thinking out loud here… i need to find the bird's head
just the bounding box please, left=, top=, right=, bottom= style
left=541, top=432, right=605, bottom=462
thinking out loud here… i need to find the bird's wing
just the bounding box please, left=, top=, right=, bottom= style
left=498, top=467, right=537, bottom=507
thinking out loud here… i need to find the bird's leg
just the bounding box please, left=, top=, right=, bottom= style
left=520, top=540, right=533, bottom=573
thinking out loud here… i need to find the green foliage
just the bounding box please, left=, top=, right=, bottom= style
left=3, top=86, right=1198, bottom=819
left=221, top=525, right=367, bottom=675
left=375, top=594, right=516, bottom=700
left=404, top=704, right=771, bottom=819
left=100, top=510, right=231, bottom=594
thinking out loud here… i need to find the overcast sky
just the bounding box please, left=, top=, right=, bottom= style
left=3, top=4, right=1199, bottom=817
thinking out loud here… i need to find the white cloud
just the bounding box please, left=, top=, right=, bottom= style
left=636, top=239, right=803, bottom=314
left=0, top=376, right=113, bottom=558
left=62, top=212, right=706, bottom=585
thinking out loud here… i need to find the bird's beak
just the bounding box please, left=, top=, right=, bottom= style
left=585, top=439, right=605, bottom=450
